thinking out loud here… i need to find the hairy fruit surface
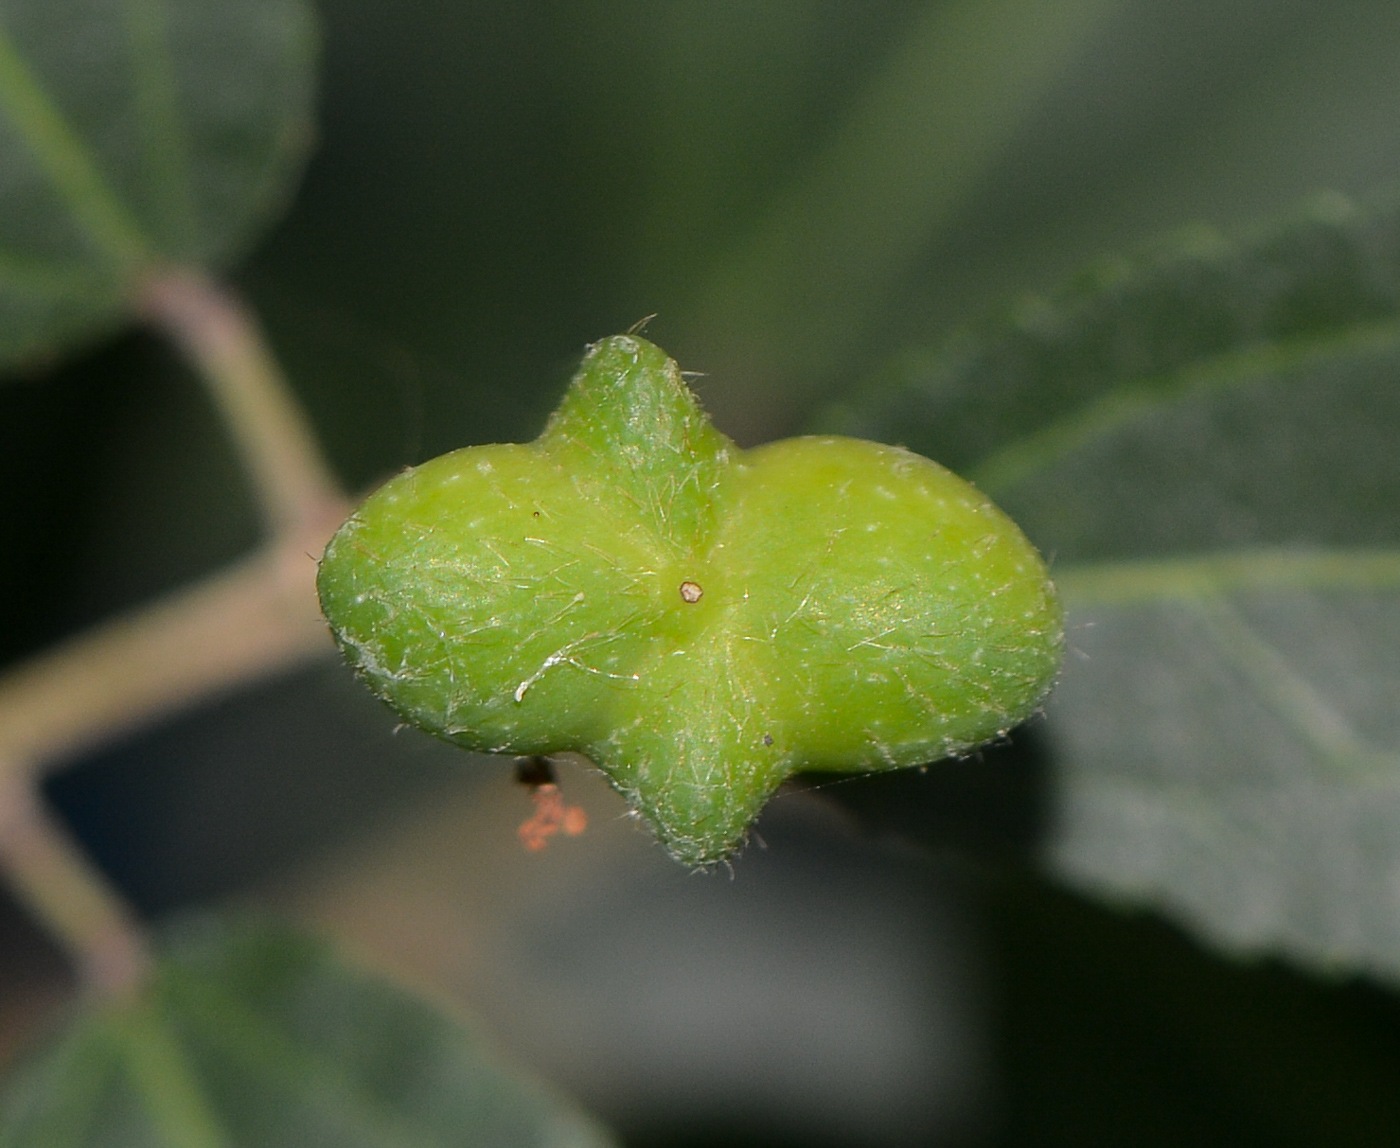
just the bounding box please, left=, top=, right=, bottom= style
left=317, top=335, right=1063, bottom=866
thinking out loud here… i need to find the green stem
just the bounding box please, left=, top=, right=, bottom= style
left=0, top=483, right=340, bottom=1002
left=0, top=270, right=349, bottom=996
left=141, top=270, right=345, bottom=538
left=0, top=542, right=339, bottom=776
left=0, top=774, right=149, bottom=998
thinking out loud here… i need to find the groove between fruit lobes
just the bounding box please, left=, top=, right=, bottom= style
left=317, top=335, right=1064, bottom=866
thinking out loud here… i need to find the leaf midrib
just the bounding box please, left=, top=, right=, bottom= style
left=1055, top=547, right=1400, bottom=605
left=1054, top=549, right=1400, bottom=788
left=124, top=0, right=197, bottom=253
left=162, top=967, right=455, bottom=1148
left=970, top=316, right=1400, bottom=497
left=0, top=10, right=153, bottom=269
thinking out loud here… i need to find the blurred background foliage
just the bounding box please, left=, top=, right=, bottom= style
left=4, top=0, right=1400, bottom=1144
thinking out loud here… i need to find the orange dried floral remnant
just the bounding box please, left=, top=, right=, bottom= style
left=518, top=784, right=588, bottom=852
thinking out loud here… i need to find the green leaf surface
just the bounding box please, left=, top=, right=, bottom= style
left=825, top=192, right=1400, bottom=979
left=0, top=0, right=316, bottom=368
left=0, top=914, right=616, bottom=1148
left=669, top=0, right=1120, bottom=409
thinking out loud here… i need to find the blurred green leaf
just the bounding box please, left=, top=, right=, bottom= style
left=669, top=0, right=1121, bottom=428
left=827, top=192, right=1400, bottom=978
left=0, top=914, right=616, bottom=1147
left=0, top=0, right=316, bottom=369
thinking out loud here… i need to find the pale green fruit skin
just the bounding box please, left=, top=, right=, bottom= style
left=317, top=335, right=1063, bottom=866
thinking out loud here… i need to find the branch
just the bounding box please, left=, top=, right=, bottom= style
left=141, top=270, right=344, bottom=537
left=0, top=271, right=353, bottom=997
left=0, top=519, right=342, bottom=780
left=0, top=774, right=150, bottom=997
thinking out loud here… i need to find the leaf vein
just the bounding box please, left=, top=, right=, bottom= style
left=0, top=12, right=152, bottom=268
left=124, top=0, right=197, bottom=251
left=1056, top=547, right=1400, bottom=605
left=972, top=318, right=1400, bottom=495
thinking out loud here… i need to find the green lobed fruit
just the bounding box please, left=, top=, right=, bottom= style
left=317, top=335, right=1063, bottom=866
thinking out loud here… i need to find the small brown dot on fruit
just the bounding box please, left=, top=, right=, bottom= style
left=679, top=581, right=703, bottom=603
left=763, top=734, right=774, bottom=747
